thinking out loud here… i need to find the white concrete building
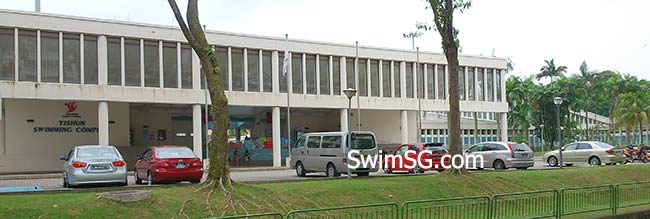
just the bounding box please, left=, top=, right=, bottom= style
left=0, top=10, right=508, bottom=173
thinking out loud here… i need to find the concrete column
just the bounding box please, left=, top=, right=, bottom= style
left=271, top=51, right=279, bottom=93
left=192, top=104, right=203, bottom=159
left=340, top=109, right=349, bottom=132
left=499, top=112, right=508, bottom=141
left=401, top=110, right=408, bottom=144
left=400, top=62, right=406, bottom=99
left=272, top=106, right=281, bottom=167
left=97, top=35, right=108, bottom=85
left=192, top=50, right=201, bottom=90
left=98, top=102, right=109, bottom=145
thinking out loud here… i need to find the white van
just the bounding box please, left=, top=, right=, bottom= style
left=290, top=131, right=379, bottom=177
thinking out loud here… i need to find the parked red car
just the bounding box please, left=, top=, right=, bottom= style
left=134, top=145, right=203, bottom=184
left=383, top=143, right=448, bottom=173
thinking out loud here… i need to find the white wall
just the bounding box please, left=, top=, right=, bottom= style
left=348, top=109, right=417, bottom=145
left=0, top=99, right=129, bottom=173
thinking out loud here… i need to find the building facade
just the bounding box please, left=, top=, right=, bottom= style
left=0, top=10, right=508, bottom=173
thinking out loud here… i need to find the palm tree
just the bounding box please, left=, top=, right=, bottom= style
left=536, top=59, right=567, bottom=82
left=574, top=61, right=598, bottom=140
left=614, top=92, right=650, bottom=144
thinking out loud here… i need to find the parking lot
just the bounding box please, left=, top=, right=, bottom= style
left=0, top=157, right=577, bottom=193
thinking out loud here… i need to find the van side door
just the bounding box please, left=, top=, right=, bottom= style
left=291, top=136, right=307, bottom=168
left=305, top=136, right=322, bottom=171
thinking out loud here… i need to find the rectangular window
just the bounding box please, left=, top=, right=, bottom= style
left=319, top=55, right=329, bottom=95
left=487, top=69, right=494, bottom=102
left=84, top=35, right=98, bottom=84
left=124, top=38, right=140, bottom=86
left=468, top=67, right=475, bottom=101
left=262, top=51, right=272, bottom=92
left=496, top=70, right=502, bottom=101
left=370, top=60, right=379, bottom=97
left=406, top=63, right=413, bottom=98
left=143, top=40, right=159, bottom=87
left=437, top=65, right=446, bottom=99
left=346, top=57, right=354, bottom=90
left=427, top=64, right=434, bottom=99
left=247, top=49, right=259, bottom=92
left=62, top=33, right=80, bottom=84
left=358, top=59, right=367, bottom=96
left=291, top=53, right=303, bottom=93
left=477, top=68, right=484, bottom=101
left=163, top=42, right=177, bottom=88
left=40, top=31, right=58, bottom=82
left=417, top=63, right=424, bottom=98
left=305, top=54, right=316, bottom=94
left=18, top=30, right=37, bottom=82
left=394, top=62, right=400, bottom=98
left=231, top=48, right=244, bottom=91
left=382, top=60, right=390, bottom=97
left=107, top=37, right=121, bottom=85
left=0, top=28, right=14, bottom=80
left=180, top=45, right=192, bottom=89
left=459, top=66, right=465, bottom=100
left=279, top=52, right=287, bottom=93
left=216, top=47, right=228, bottom=90
left=332, top=57, right=340, bottom=95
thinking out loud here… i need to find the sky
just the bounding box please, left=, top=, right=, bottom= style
left=1, top=0, right=649, bottom=80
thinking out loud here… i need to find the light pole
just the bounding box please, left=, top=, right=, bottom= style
left=554, top=97, right=563, bottom=169
left=343, top=88, right=357, bottom=179
left=539, top=124, right=544, bottom=155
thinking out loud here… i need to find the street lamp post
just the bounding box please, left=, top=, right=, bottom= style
left=343, top=88, right=357, bottom=179
left=539, top=124, right=544, bottom=155
left=554, top=97, right=563, bottom=169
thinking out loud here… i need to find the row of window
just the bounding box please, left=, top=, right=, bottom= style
left=422, top=129, right=499, bottom=136
left=0, top=27, right=504, bottom=102
left=420, top=129, right=500, bottom=146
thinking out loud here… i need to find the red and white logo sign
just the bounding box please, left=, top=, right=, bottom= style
left=64, top=102, right=78, bottom=113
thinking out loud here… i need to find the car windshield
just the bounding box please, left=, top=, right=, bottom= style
left=350, top=133, right=375, bottom=150
left=77, top=148, right=119, bottom=158
left=424, top=146, right=447, bottom=153
left=595, top=142, right=614, bottom=149
left=511, top=143, right=532, bottom=152
left=156, top=147, right=197, bottom=159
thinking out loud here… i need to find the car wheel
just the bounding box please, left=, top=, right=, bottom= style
left=147, top=171, right=154, bottom=185
left=383, top=165, right=392, bottom=174
left=548, top=156, right=558, bottom=167
left=589, top=156, right=601, bottom=166
left=493, top=160, right=506, bottom=170
left=295, top=161, right=306, bottom=177
left=326, top=163, right=339, bottom=177
left=134, top=170, right=143, bottom=185
left=413, top=165, right=423, bottom=174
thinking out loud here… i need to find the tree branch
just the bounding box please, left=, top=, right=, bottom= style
left=167, top=0, right=201, bottom=51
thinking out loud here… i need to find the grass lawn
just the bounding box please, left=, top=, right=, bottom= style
left=2, top=165, right=650, bottom=218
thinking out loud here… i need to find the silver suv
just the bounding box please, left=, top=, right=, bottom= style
left=464, top=142, right=534, bottom=170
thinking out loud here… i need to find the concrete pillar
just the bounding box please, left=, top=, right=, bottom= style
left=192, top=104, right=203, bottom=159
left=192, top=50, right=201, bottom=90
left=340, top=109, right=349, bottom=132
left=97, top=35, right=108, bottom=85
left=98, top=101, right=109, bottom=145
left=401, top=110, right=408, bottom=144
left=272, top=106, right=281, bottom=167
left=499, top=112, right=508, bottom=141
left=272, top=51, right=279, bottom=93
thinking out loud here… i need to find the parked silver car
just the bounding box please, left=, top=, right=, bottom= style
left=463, top=142, right=534, bottom=170
left=59, top=145, right=128, bottom=187
left=543, top=141, right=625, bottom=167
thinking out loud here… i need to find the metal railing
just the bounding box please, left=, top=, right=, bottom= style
left=211, top=182, right=650, bottom=219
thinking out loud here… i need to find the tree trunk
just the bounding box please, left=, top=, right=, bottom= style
left=168, top=0, right=231, bottom=186
left=584, top=111, right=589, bottom=140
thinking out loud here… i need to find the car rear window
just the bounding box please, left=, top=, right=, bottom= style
left=77, top=148, right=119, bottom=158
left=350, top=133, right=376, bottom=150
left=155, top=147, right=196, bottom=159
left=595, top=142, right=614, bottom=149
left=424, top=146, right=448, bottom=153
left=511, top=143, right=532, bottom=152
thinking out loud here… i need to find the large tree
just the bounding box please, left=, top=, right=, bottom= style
left=424, top=0, right=471, bottom=173
left=168, top=0, right=231, bottom=186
